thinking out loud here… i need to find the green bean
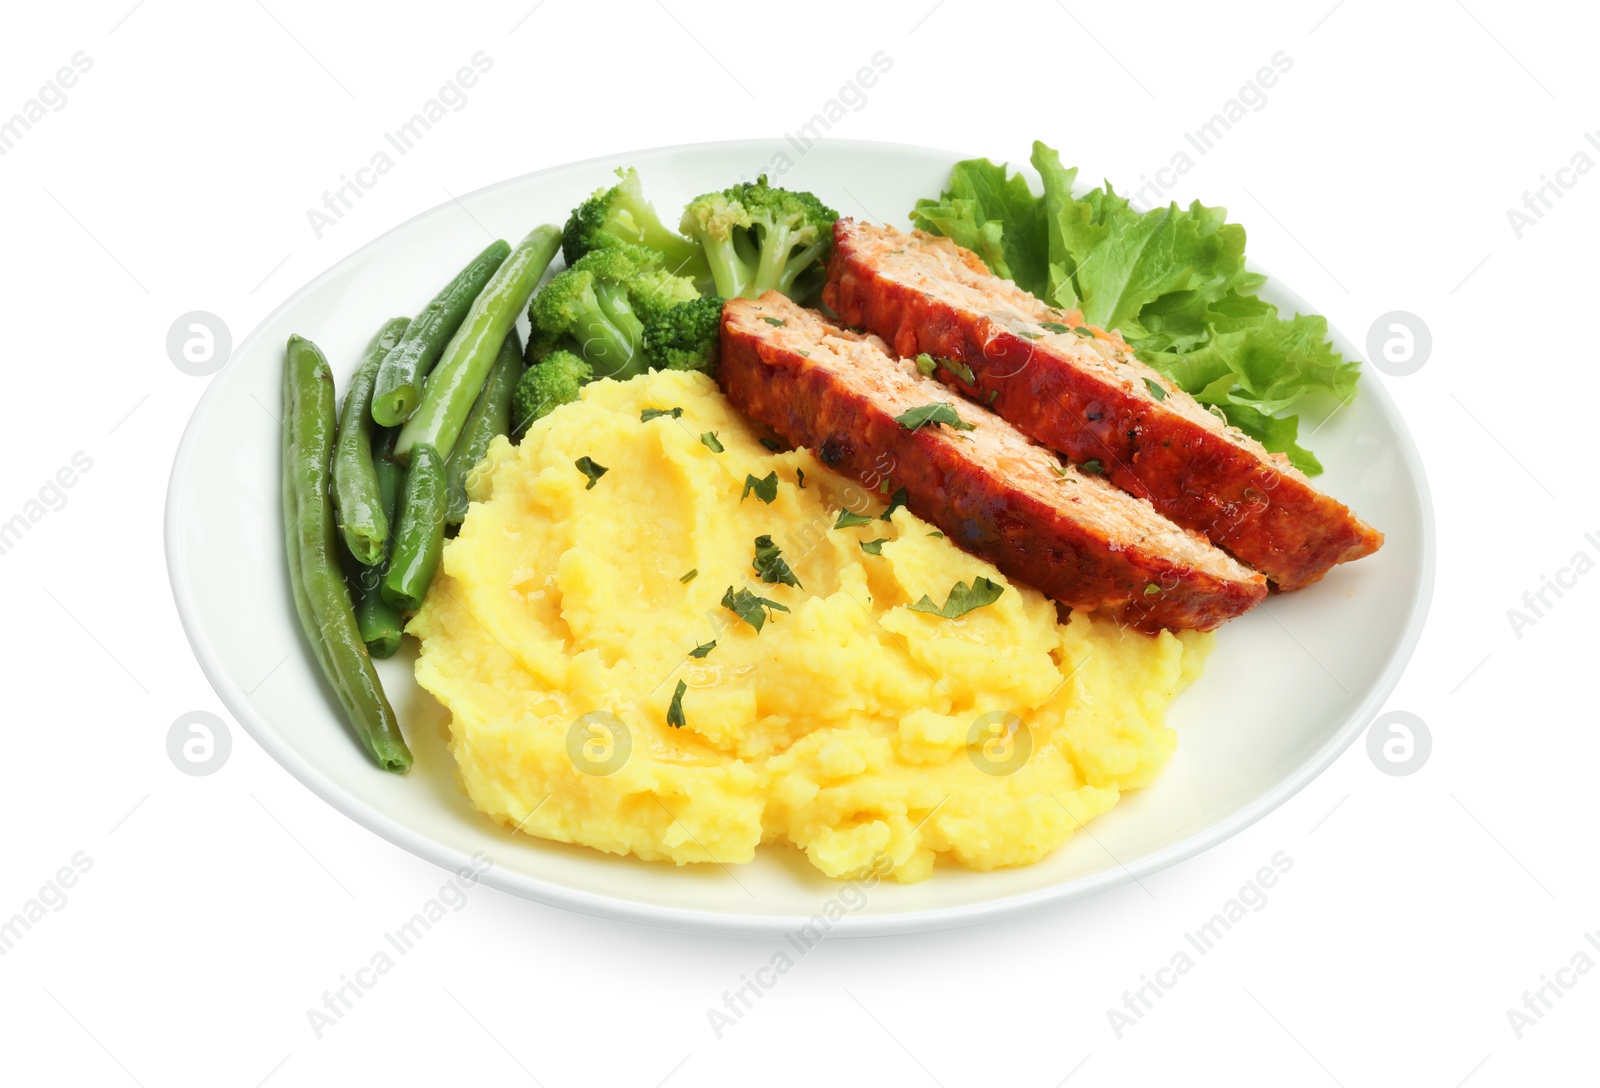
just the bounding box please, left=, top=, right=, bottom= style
left=350, top=429, right=406, bottom=658
left=371, top=239, right=511, bottom=427
left=394, top=224, right=561, bottom=463
left=283, top=335, right=412, bottom=773
left=333, top=317, right=409, bottom=565
left=382, top=443, right=447, bottom=611
left=444, top=326, right=522, bottom=525
left=283, top=364, right=334, bottom=689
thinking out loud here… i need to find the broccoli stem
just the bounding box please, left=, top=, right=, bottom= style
left=601, top=185, right=710, bottom=284
left=751, top=223, right=803, bottom=297
left=702, top=236, right=756, bottom=300
left=592, top=281, right=638, bottom=329
left=623, top=209, right=710, bottom=283
left=575, top=286, right=646, bottom=379
left=775, top=239, right=830, bottom=296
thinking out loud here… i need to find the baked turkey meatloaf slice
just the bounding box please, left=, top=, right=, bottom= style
left=719, top=293, right=1266, bottom=633
left=822, top=218, right=1384, bottom=591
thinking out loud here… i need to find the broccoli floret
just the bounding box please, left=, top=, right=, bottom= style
left=529, top=244, right=660, bottom=380
left=523, top=321, right=564, bottom=364
left=529, top=268, right=643, bottom=379
left=572, top=244, right=695, bottom=327
left=679, top=191, right=755, bottom=298
left=512, top=349, right=592, bottom=436
left=570, top=240, right=659, bottom=282
left=629, top=268, right=701, bottom=327
left=562, top=167, right=710, bottom=283
left=742, top=180, right=838, bottom=299
left=643, top=296, right=724, bottom=373
left=679, top=176, right=838, bottom=302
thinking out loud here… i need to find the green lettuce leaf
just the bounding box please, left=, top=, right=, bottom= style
left=1030, top=142, right=1080, bottom=304
left=910, top=158, right=1047, bottom=296
left=1143, top=311, right=1358, bottom=413
left=909, top=141, right=1361, bottom=475
left=1215, top=401, right=1321, bottom=476
left=1033, top=147, right=1250, bottom=333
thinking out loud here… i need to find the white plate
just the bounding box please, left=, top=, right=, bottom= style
left=166, top=139, right=1433, bottom=936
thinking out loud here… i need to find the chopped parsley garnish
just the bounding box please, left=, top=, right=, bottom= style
left=1073, top=326, right=1095, bottom=337
left=927, top=530, right=944, bottom=538
left=640, top=407, right=683, bottom=421
left=689, top=640, right=716, bottom=659
left=760, top=438, right=783, bottom=452
left=914, top=353, right=938, bottom=377
left=881, top=487, right=910, bottom=520
left=894, top=403, right=975, bottom=432
left=939, top=357, right=976, bottom=385
left=798, top=349, right=810, bottom=357
left=700, top=431, right=724, bottom=453
left=985, top=389, right=999, bottom=406
left=1080, top=459, right=1104, bottom=476
left=741, top=471, right=779, bottom=503
left=795, top=469, right=806, bottom=489
left=1050, top=463, right=1069, bottom=478
left=761, top=316, right=786, bottom=327
left=1017, top=330, right=1042, bottom=340
left=1144, top=583, right=1161, bottom=596
left=679, top=568, right=698, bottom=583
left=859, top=538, right=889, bottom=555
left=907, top=576, right=1005, bottom=619
left=1038, top=321, right=1071, bottom=334
left=666, top=680, right=688, bottom=728
left=835, top=509, right=875, bottom=529
left=1143, top=377, right=1167, bottom=401
left=879, top=478, right=892, bottom=494
left=574, top=457, right=608, bottom=489
left=752, top=535, right=801, bottom=588
left=721, top=586, right=790, bottom=631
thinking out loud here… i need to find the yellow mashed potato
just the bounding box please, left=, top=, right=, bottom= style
left=410, top=370, right=1210, bottom=882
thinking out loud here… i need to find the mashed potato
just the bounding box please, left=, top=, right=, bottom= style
left=410, top=370, right=1210, bottom=882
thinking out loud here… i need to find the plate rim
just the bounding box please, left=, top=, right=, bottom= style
left=164, top=137, right=1436, bottom=938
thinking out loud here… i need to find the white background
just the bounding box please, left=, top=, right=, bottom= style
left=2, top=0, right=1594, bottom=1084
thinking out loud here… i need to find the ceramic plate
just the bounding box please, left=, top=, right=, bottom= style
left=166, top=140, right=1432, bottom=936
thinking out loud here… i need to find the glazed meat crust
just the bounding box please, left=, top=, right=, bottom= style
left=823, top=218, right=1383, bottom=591
left=719, top=294, right=1267, bottom=632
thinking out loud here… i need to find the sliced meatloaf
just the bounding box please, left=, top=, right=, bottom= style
left=823, top=218, right=1383, bottom=591
left=719, top=293, right=1267, bottom=632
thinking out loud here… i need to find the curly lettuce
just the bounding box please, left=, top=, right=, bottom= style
left=911, top=141, right=1359, bottom=475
